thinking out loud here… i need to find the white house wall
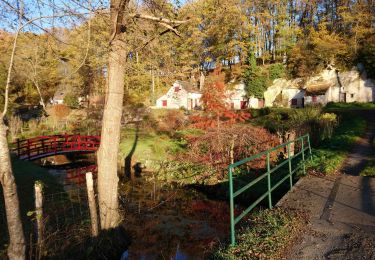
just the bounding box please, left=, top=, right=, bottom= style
left=248, top=97, right=259, bottom=108
left=155, top=82, right=202, bottom=110
left=340, top=71, right=374, bottom=102
left=305, top=95, right=326, bottom=105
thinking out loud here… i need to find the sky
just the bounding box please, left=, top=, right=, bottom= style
left=0, top=0, right=187, bottom=32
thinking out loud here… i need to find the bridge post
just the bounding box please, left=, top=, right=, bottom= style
left=77, top=135, right=81, bottom=150
left=27, top=139, right=31, bottom=160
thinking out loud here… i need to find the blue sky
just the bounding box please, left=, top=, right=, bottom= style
left=0, top=0, right=186, bottom=32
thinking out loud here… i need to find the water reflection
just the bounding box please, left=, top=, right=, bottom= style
left=120, top=175, right=229, bottom=259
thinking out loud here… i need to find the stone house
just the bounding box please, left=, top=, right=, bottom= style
left=264, top=79, right=305, bottom=108
left=304, top=66, right=375, bottom=105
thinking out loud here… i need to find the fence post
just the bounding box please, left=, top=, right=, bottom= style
left=229, top=167, right=235, bottom=246
left=287, top=142, right=293, bottom=190
left=34, top=181, right=44, bottom=257
left=267, top=152, right=272, bottom=209
left=86, top=172, right=99, bottom=237
left=302, top=139, right=306, bottom=175
left=307, top=135, right=312, bottom=160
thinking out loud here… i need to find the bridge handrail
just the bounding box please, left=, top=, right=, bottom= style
left=228, top=134, right=312, bottom=245
left=12, top=134, right=101, bottom=160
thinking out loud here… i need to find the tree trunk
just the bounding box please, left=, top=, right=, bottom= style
left=96, top=0, right=129, bottom=230
left=97, top=35, right=126, bottom=229
left=0, top=120, right=26, bottom=260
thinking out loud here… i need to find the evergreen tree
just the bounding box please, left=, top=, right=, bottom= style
left=243, top=47, right=266, bottom=99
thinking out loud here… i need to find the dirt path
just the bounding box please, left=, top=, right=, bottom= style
left=278, top=111, right=375, bottom=259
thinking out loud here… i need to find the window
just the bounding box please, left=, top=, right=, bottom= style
left=351, top=93, right=354, bottom=98
left=174, top=87, right=180, bottom=92
left=162, top=100, right=167, bottom=107
left=291, top=99, right=298, bottom=106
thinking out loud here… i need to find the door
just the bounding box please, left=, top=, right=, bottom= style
left=162, top=100, right=167, bottom=107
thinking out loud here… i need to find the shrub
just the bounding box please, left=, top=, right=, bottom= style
left=50, top=104, right=71, bottom=119
left=269, top=63, right=286, bottom=81
left=318, top=113, right=338, bottom=140
left=157, top=110, right=187, bottom=133
left=182, top=124, right=279, bottom=179
left=248, top=107, right=271, bottom=118
left=63, top=94, right=79, bottom=108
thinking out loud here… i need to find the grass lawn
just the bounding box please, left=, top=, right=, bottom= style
left=119, top=127, right=182, bottom=165
left=360, top=137, right=375, bottom=177
left=325, top=102, right=375, bottom=111
left=360, top=160, right=375, bottom=176
left=306, top=113, right=366, bottom=175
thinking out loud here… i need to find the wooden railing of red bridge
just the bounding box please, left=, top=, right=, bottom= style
left=13, top=134, right=100, bottom=160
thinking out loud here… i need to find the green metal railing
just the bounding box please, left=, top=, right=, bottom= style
left=228, top=134, right=311, bottom=245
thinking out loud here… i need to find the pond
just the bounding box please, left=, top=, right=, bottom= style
left=119, top=175, right=229, bottom=259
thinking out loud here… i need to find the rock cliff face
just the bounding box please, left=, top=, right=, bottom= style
left=264, top=65, right=375, bottom=107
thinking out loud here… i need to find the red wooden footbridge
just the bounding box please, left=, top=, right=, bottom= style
left=12, top=134, right=101, bottom=185
left=12, top=134, right=101, bottom=161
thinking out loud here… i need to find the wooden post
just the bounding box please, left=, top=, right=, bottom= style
left=34, top=182, right=44, bottom=257
left=86, top=172, right=99, bottom=236
left=230, top=139, right=235, bottom=165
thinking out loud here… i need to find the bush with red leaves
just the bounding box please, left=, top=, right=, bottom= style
left=180, top=124, right=279, bottom=179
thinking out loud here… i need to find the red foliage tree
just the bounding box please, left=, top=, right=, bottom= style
left=190, top=81, right=250, bottom=129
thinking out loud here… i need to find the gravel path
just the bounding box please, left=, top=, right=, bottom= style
left=278, top=111, right=375, bottom=260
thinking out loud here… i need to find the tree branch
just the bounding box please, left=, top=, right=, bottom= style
left=158, top=22, right=182, bottom=36
left=130, top=13, right=188, bottom=25
left=132, top=24, right=181, bottom=52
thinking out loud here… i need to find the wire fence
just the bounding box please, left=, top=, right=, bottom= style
left=1, top=186, right=93, bottom=259
left=32, top=187, right=92, bottom=259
